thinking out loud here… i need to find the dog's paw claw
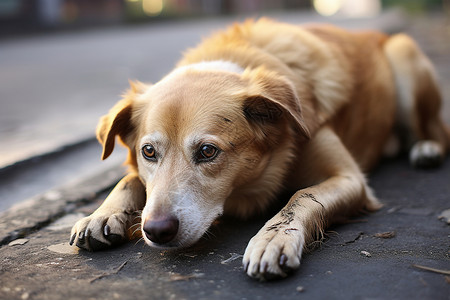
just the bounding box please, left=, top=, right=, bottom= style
left=243, top=224, right=304, bottom=280
left=76, top=231, right=86, bottom=246
left=279, top=254, right=288, bottom=266
left=69, top=233, right=76, bottom=246
left=70, top=212, right=131, bottom=251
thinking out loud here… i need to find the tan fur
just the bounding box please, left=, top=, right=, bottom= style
left=71, top=19, right=450, bottom=280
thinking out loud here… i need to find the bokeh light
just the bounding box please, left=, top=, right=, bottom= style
left=313, top=0, right=342, bottom=16
left=313, top=0, right=381, bottom=17
left=142, top=0, right=164, bottom=16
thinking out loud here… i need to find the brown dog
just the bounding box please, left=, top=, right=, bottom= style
left=70, top=19, right=450, bottom=280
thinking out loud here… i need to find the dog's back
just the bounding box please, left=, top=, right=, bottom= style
left=181, top=20, right=394, bottom=169
left=180, top=19, right=450, bottom=170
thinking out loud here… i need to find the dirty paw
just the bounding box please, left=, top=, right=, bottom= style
left=242, top=225, right=304, bottom=280
left=69, top=212, right=134, bottom=251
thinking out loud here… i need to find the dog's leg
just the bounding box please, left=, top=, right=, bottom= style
left=243, top=127, right=380, bottom=280
left=384, top=34, right=450, bottom=168
left=70, top=173, right=146, bottom=251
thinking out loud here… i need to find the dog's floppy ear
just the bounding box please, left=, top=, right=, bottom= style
left=96, top=98, right=133, bottom=160
left=97, top=81, right=146, bottom=160
left=242, top=68, right=311, bottom=141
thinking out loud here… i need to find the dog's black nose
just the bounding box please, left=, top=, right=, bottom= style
left=143, top=216, right=179, bottom=245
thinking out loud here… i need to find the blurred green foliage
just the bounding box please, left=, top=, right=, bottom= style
left=382, top=0, right=444, bottom=13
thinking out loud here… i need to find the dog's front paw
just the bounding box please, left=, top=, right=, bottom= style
left=243, top=223, right=304, bottom=280
left=69, top=211, right=135, bottom=251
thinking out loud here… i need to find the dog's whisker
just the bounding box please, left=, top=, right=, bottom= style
left=202, top=229, right=216, bottom=241
left=131, top=227, right=142, bottom=237
left=129, top=223, right=141, bottom=231
left=134, top=237, right=144, bottom=246
left=130, top=221, right=142, bottom=227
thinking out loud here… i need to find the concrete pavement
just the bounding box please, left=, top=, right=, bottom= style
left=0, top=157, right=449, bottom=299
left=0, top=10, right=449, bottom=300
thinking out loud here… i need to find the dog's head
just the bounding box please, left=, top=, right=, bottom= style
left=97, top=64, right=310, bottom=248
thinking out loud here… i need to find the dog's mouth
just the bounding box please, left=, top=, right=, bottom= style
left=139, top=189, right=225, bottom=249
left=140, top=216, right=209, bottom=249
left=140, top=212, right=223, bottom=249
left=143, top=239, right=182, bottom=249
left=142, top=232, right=202, bottom=250
left=141, top=231, right=186, bottom=249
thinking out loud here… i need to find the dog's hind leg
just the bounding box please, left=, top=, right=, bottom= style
left=70, top=173, right=146, bottom=251
left=384, top=34, right=450, bottom=168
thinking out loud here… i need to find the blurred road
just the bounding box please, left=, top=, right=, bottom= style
left=0, top=10, right=406, bottom=169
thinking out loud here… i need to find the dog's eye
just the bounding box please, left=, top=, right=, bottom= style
left=195, top=144, right=220, bottom=163
left=142, top=144, right=157, bottom=161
